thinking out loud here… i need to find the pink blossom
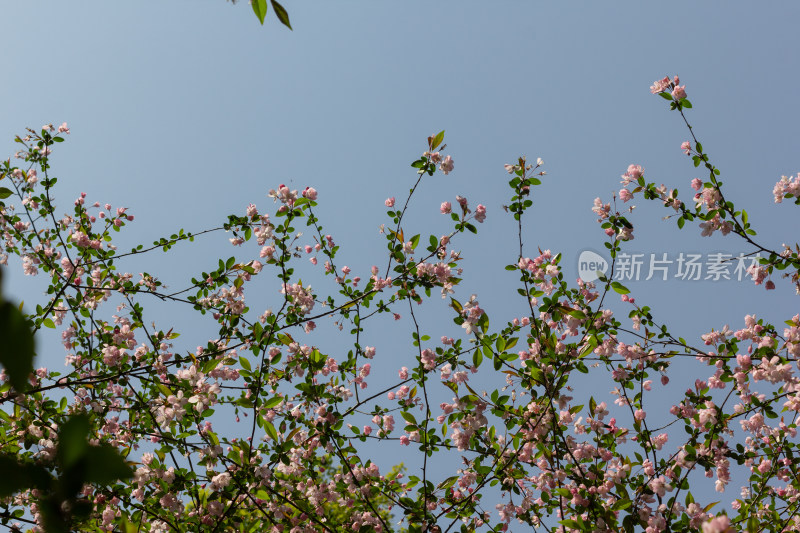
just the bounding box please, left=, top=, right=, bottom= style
left=650, top=76, right=671, bottom=94
left=691, top=178, right=703, bottom=190
left=57, top=122, right=70, bottom=134
left=681, top=141, right=692, bottom=155
left=420, top=349, right=436, bottom=370
left=385, top=197, right=395, bottom=208
left=702, top=515, right=734, bottom=533
left=773, top=173, right=800, bottom=203
left=672, top=85, right=687, bottom=100
left=592, top=198, right=611, bottom=221
left=210, top=472, right=232, bottom=491
left=440, top=201, right=452, bottom=214
left=621, top=164, right=644, bottom=185
left=474, top=204, right=486, bottom=223
left=617, top=227, right=634, bottom=241
left=302, top=187, right=318, bottom=200
left=439, top=155, right=454, bottom=175
left=619, top=188, right=633, bottom=202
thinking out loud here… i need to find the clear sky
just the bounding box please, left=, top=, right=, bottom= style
left=3, top=1, right=797, bottom=355
left=2, top=0, right=799, bottom=523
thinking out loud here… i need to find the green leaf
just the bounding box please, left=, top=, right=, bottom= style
left=235, top=397, right=253, bottom=408
left=560, top=306, right=586, bottom=319
left=0, top=187, right=12, bottom=199
left=400, top=411, right=417, bottom=425
left=119, top=517, right=140, bottom=533
left=611, top=281, right=630, bottom=295
left=0, top=455, right=49, bottom=497
left=0, top=301, right=35, bottom=392
left=611, top=498, right=631, bottom=511
left=270, top=0, right=292, bottom=29
left=251, top=0, right=268, bottom=24
left=263, top=396, right=283, bottom=409
left=437, top=476, right=459, bottom=490
left=431, top=130, right=445, bottom=150
left=57, top=414, right=91, bottom=469
left=264, top=420, right=279, bottom=441
left=495, top=337, right=506, bottom=352
left=84, top=444, right=133, bottom=484
left=703, top=501, right=719, bottom=512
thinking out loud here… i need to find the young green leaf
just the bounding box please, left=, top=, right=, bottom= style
left=251, top=0, right=268, bottom=25
left=431, top=130, right=445, bottom=150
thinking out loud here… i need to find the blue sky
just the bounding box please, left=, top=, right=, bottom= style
left=3, top=1, right=800, bottom=524
left=4, top=1, right=797, bottom=352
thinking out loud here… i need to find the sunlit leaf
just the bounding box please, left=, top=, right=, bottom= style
left=251, top=0, right=268, bottom=24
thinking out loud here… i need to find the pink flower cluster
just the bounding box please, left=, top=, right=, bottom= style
left=773, top=173, right=800, bottom=203
left=650, top=75, right=686, bottom=101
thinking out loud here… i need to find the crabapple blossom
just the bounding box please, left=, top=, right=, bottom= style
left=439, top=155, right=454, bottom=174
left=1, top=83, right=798, bottom=533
